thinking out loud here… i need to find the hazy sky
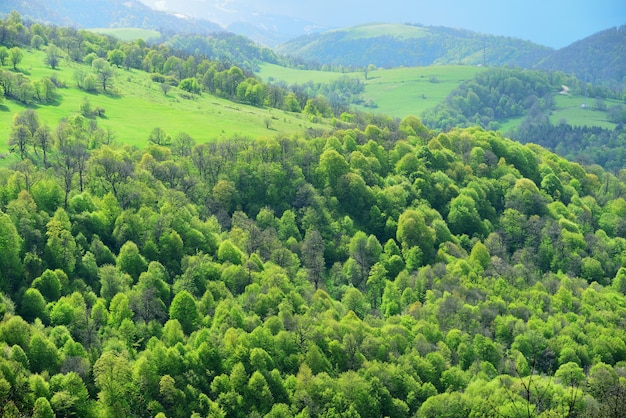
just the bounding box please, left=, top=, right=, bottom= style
left=142, top=0, right=625, bottom=48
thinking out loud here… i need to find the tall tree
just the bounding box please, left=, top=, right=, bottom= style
left=93, top=351, right=133, bottom=418
left=302, top=229, right=325, bottom=289
left=8, top=46, right=23, bottom=70
left=0, top=212, right=23, bottom=291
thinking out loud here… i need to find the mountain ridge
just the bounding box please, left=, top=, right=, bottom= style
left=0, top=0, right=222, bottom=34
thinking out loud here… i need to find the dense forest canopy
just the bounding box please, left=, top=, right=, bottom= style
left=1, top=11, right=626, bottom=418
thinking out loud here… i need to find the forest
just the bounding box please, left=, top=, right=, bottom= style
left=1, top=11, right=626, bottom=418
left=421, top=67, right=626, bottom=171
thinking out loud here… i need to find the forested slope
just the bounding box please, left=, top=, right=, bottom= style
left=2, top=110, right=626, bottom=417
left=1, top=11, right=626, bottom=418
left=277, top=23, right=553, bottom=69
left=535, top=25, right=626, bottom=86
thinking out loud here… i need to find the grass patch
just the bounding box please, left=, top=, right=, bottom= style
left=88, top=28, right=161, bottom=42
left=257, top=63, right=361, bottom=84
left=0, top=50, right=330, bottom=155
left=335, top=23, right=430, bottom=41
left=357, top=65, right=485, bottom=118
left=257, top=63, right=484, bottom=119
left=550, top=94, right=619, bottom=129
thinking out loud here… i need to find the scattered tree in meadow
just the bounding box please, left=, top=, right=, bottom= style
left=8, top=46, right=24, bottom=70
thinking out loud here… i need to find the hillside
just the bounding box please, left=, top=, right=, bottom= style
left=3, top=14, right=626, bottom=418
left=2, top=107, right=626, bottom=417
left=0, top=50, right=328, bottom=159
left=535, top=25, right=626, bottom=86
left=0, top=0, right=222, bottom=34
left=257, top=63, right=486, bottom=119
left=276, top=23, right=553, bottom=69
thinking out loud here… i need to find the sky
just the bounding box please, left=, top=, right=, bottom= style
left=140, top=0, right=626, bottom=48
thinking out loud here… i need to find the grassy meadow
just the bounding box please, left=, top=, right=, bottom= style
left=257, top=63, right=362, bottom=84
left=1, top=50, right=329, bottom=155
left=88, top=28, right=161, bottom=42
left=550, top=94, right=619, bottom=129
left=335, top=23, right=430, bottom=40
left=257, top=63, right=485, bottom=119
left=356, top=65, right=485, bottom=118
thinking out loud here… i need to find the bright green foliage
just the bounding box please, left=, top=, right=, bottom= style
left=44, top=209, right=77, bottom=274
left=116, top=241, right=147, bottom=281
left=28, top=334, right=61, bottom=374
left=93, top=351, right=132, bottom=417
left=169, top=290, right=199, bottom=334
left=32, top=397, right=54, bottom=418
left=0, top=16, right=625, bottom=417
left=0, top=212, right=23, bottom=290
left=31, top=270, right=61, bottom=302
left=19, top=288, right=48, bottom=323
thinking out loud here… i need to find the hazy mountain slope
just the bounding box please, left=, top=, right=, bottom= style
left=0, top=0, right=222, bottom=34
left=277, top=23, right=553, bottom=68
left=535, top=25, right=626, bottom=85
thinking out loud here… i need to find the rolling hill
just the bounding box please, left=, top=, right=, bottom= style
left=535, top=25, right=626, bottom=85
left=0, top=49, right=332, bottom=160
left=0, top=0, right=222, bottom=34
left=276, top=23, right=554, bottom=69
left=2, top=13, right=626, bottom=418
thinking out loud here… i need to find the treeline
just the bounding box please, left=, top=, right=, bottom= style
left=422, top=67, right=626, bottom=170
left=163, top=33, right=281, bottom=73
left=0, top=12, right=351, bottom=119
left=2, top=99, right=626, bottom=416
left=422, top=68, right=564, bottom=131
left=511, top=117, right=626, bottom=172
left=422, top=67, right=624, bottom=132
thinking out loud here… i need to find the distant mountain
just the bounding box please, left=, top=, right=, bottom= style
left=137, top=0, right=330, bottom=47
left=276, top=23, right=554, bottom=68
left=535, top=25, right=626, bottom=85
left=225, top=15, right=330, bottom=48
left=0, top=0, right=222, bottom=34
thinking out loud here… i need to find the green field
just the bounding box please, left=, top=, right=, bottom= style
left=88, top=27, right=161, bottom=42
left=332, top=23, right=430, bottom=41
left=550, top=94, right=619, bottom=129
left=1, top=51, right=329, bottom=156
left=257, top=63, right=361, bottom=84
left=257, top=63, right=484, bottom=119
left=356, top=66, right=485, bottom=118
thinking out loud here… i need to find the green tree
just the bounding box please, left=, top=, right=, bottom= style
left=93, top=351, right=133, bottom=418
left=302, top=229, right=325, bottom=289
left=8, top=124, right=32, bottom=160
left=397, top=209, right=435, bottom=265
left=44, top=44, right=61, bottom=69
left=44, top=208, right=77, bottom=274
left=318, top=149, right=349, bottom=188
left=116, top=241, right=147, bottom=281
left=32, top=397, right=55, bottom=418
left=381, top=280, right=401, bottom=317
left=33, top=125, right=53, bottom=166
left=107, top=49, right=125, bottom=68
left=0, top=46, right=8, bottom=66
left=169, top=290, right=199, bottom=334
left=448, top=194, right=484, bottom=236
left=179, top=77, right=201, bottom=95
left=20, top=288, right=48, bottom=322
left=28, top=334, right=61, bottom=374
left=92, top=58, right=115, bottom=93
left=8, top=46, right=23, bottom=70
left=0, top=212, right=23, bottom=291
